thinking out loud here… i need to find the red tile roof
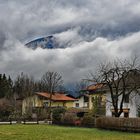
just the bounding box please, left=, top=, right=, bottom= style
left=36, top=92, right=77, bottom=101
left=86, top=83, right=104, bottom=91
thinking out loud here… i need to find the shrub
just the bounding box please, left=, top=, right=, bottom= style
left=81, top=112, right=95, bottom=127
left=92, top=96, right=106, bottom=116
left=34, top=108, right=48, bottom=120
left=96, top=117, right=140, bottom=132
left=0, top=106, right=13, bottom=121
left=61, top=113, right=78, bottom=125
left=8, top=110, right=22, bottom=122
left=52, top=107, right=66, bottom=123
left=22, top=112, right=32, bottom=121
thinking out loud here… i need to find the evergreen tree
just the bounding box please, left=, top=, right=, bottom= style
left=0, top=74, right=13, bottom=98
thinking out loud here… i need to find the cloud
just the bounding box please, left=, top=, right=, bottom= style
left=0, top=0, right=140, bottom=85
left=0, top=0, right=140, bottom=41
left=1, top=30, right=140, bottom=84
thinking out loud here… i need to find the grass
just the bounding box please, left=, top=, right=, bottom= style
left=0, top=125, right=140, bottom=140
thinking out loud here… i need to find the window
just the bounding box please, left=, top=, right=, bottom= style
left=75, top=103, right=79, bottom=107
left=124, top=94, right=129, bottom=103
left=124, top=112, right=129, bottom=118
left=84, top=96, right=89, bottom=102
left=44, top=102, right=49, bottom=107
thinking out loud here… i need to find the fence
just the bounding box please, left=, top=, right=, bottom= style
left=96, top=117, right=140, bottom=132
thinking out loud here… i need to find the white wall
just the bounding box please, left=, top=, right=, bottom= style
left=106, top=91, right=138, bottom=118
left=74, top=96, right=88, bottom=108
left=135, top=93, right=140, bottom=117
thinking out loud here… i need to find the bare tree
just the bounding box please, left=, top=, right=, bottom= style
left=13, top=73, right=35, bottom=98
left=89, top=57, right=140, bottom=117
left=41, top=71, right=63, bottom=119
left=75, top=81, right=89, bottom=91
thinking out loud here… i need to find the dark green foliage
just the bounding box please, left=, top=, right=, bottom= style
left=0, top=74, right=13, bottom=98
left=77, top=112, right=85, bottom=118
left=81, top=111, right=95, bottom=127
left=22, top=107, right=49, bottom=121
left=52, top=107, right=66, bottom=123
left=92, top=95, right=105, bottom=116
left=0, top=110, right=11, bottom=121
left=22, top=112, right=33, bottom=121
left=32, top=108, right=48, bottom=120
left=9, top=110, right=22, bottom=121
left=0, top=102, right=14, bottom=121
left=61, top=113, right=78, bottom=125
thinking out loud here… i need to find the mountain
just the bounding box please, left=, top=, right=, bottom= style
left=25, top=36, right=60, bottom=49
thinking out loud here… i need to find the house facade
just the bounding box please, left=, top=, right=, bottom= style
left=82, top=84, right=106, bottom=115
left=22, top=92, right=76, bottom=114
left=106, top=90, right=140, bottom=118
left=83, top=81, right=140, bottom=118
left=87, top=82, right=140, bottom=118
left=73, top=94, right=89, bottom=108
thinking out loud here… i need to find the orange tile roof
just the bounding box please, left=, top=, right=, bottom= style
left=36, top=92, right=77, bottom=101
left=86, top=83, right=104, bottom=91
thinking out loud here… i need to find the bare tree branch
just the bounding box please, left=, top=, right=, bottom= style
left=88, top=57, right=140, bottom=117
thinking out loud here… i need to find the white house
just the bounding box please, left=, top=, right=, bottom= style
left=85, top=82, right=140, bottom=118
left=106, top=91, right=140, bottom=118
left=73, top=94, right=89, bottom=108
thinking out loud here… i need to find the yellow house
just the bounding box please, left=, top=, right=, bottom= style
left=82, top=84, right=106, bottom=116
left=22, top=92, right=76, bottom=114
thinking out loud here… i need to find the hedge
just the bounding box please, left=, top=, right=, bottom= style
left=81, top=112, right=95, bottom=127
left=96, top=117, right=140, bottom=132
left=52, top=107, right=66, bottom=123
left=61, top=113, right=78, bottom=126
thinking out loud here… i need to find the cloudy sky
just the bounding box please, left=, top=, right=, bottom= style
left=0, top=0, right=140, bottom=85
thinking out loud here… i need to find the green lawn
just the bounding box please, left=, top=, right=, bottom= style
left=0, top=125, right=140, bottom=140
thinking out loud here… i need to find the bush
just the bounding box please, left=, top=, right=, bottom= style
left=0, top=106, right=13, bottom=121
left=34, top=108, right=48, bottom=120
left=81, top=112, right=95, bottom=127
left=9, top=110, right=22, bottom=122
left=22, top=112, right=33, bottom=121
left=52, top=107, right=66, bottom=123
left=96, top=117, right=140, bottom=132
left=61, top=113, right=78, bottom=126
left=22, top=108, right=49, bottom=121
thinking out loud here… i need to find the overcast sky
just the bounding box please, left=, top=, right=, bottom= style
left=0, top=0, right=140, bottom=85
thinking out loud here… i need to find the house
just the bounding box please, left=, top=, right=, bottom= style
left=66, top=93, right=89, bottom=108
left=85, top=70, right=140, bottom=118
left=81, top=84, right=106, bottom=116
left=106, top=88, right=140, bottom=118
left=85, top=84, right=106, bottom=110
left=73, top=94, right=89, bottom=108
left=84, top=82, right=140, bottom=118
left=105, top=70, right=140, bottom=118
left=22, top=92, right=77, bottom=114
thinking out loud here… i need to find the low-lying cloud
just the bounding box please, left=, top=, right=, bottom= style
left=0, top=0, right=140, bottom=85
